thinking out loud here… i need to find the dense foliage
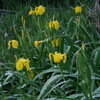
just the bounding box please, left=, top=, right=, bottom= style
left=0, top=0, right=100, bottom=100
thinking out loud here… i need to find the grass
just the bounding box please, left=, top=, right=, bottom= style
left=0, top=1, right=100, bottom=100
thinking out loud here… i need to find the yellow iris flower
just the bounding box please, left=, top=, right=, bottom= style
left=49, top=20, right=60, bottom=30
left=51, top=38, right=60, bottom=47
left=49, top=52, right=67, bottom=63
left=34, top=41, right=43, bottom=47
left=29, top=10, right=34, bottom=15
left=29, top=5, right=45, bottom=15
left=8, top=40, right=18, bottom=49
left=16, top=58, right=31, bottom=71
left=35, top=5, right=45, bottom=15
left=75, top=6, right=82, bottom=14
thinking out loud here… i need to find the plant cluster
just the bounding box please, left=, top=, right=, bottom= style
left=0, top=2, right=100, bottom=100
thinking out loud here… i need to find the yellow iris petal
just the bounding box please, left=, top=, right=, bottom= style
left=29, top=10, right=35, bottom=15
left=25, top=59, right=31, bottom=71
left=12, top=40, right=18, bottom=49
left=53, top=52, right=63, bottom=63
left=16, top=60, right=24, bottom=71
left=8, top=41, right=11, bottom=49
left=34, top=41, right=39, bottom=47
left=53, top=21, right=60, bottom=30
left=49, top=53, right=53, bottom=61
left=49, top=21, right=53, bottom=29
left=34, top=41, right=43, bottom=47
left=62, top=53, right=67, bottom=63
left=55, top=38, right=60, bottom=47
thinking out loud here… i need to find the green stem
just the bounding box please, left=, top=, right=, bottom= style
left=57, top=63, right=65, bottom=81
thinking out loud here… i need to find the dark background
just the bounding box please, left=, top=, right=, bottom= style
left=0, top=0, right=95, bottom=9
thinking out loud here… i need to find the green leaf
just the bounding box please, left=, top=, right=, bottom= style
left=33, top=68, right=60, bottom=81
left=38, top=75, right=62, bottom=99
left=68, top=93, right=84, bottom=99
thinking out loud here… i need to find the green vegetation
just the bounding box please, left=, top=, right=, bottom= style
left=0, top=0, right=100, bottom=100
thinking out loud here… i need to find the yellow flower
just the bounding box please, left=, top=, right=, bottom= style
left=12, top=40, right=18, bottom=48
left=49, top=20, right=60, bottom=30
left=53, top=52, right=63, bottom=63
left=34, top=41, right=43, bottom=47
left=8, top=41, right=11, bottom=49
left=62, top=53, right=67, bottom=63
left=35, top=5, right=45, bottom=15
left=49, top=52, right=67, bottom=63
left=49, top=53, right=53, bottom=61
left=75, top=6, right=82, bottom=14
left=51, top=38, right=60, bottom=47
left=49, top=21, right=53, bottom=29
left=16, top=59, right=24, bottom=71
left=29, top=5, right=45, bottom=16
left=16, top=58, right=31, bottom=71
left=28, top=70, right=34, bottom=80
left=8, top=40, right=18, bottom=49
left=24, top=59, right=30, bottom=71
left=53, top=21, right=60, bottom=30
left=29, top=10, right=33, bottom=15
left=55, top=38, right=60, bottom=46
left=29, top=10, right=35, bottom=15
left=34, top=41, right=39, bottom=47
left=39, top=41, right=43, bottom=44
